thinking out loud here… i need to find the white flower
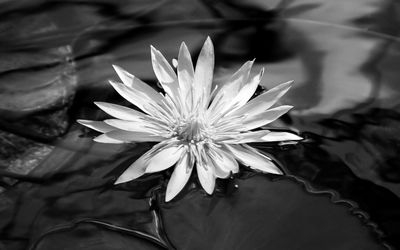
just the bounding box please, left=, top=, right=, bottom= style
left=78, top=37, right=302, bottom=202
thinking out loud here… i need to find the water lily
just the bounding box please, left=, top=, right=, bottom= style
left=78, top=37, right=302, bottom=202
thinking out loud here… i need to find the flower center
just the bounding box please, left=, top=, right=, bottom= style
left=176, top=119, right=209, bottom=143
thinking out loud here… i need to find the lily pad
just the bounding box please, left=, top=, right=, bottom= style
left=160, top=174, right=388, bottom=250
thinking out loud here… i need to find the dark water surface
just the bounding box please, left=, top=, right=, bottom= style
left=1, top=0, right=400, bottom=249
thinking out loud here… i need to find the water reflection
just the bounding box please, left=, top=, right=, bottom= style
left=0, top=0, right=399, bottom=249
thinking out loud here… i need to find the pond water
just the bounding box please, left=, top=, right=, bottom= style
left=0, top=0, right=399, bottom=249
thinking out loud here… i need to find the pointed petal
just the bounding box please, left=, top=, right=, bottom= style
left=196, top=159, right=216, bottom=194
left=93, top=133, right=125, bottom=144
left=77, top=119, right=115, bottom=133
left=112, top=65, right=174, bottom=118
left=145, top=145, right=185, bottom=173
left=242, top=105, right=293, bottom=131
left=210, top=68, right=264, bottom=122
left=108, top=80, right=147, bottom=113
left=228, top=68, right=264, bottom=112
left=177, top=42, right=194, bottom=109
left=105, top=130, right=165, bottom=142
left=94, top=102, right=146, bottom=121
left=150, top=46, right=177, bottom=84
left=261, top=131, right=303, bottom=142
left=210, top=60, right=254, bottom=112
left=103, top=119, right=167, bottom=134
left=112, top=65, right=163, bottom=103
left=108, top=80, right=173, bottom=120
left=112, top=65, right=134, bottom=88
left=150, top=46, right=180, bottom=100
left=225, top=144, right=282, bottom=175
left=226, top=60, right=255, bottom=91
left=165, top=153, right=193, bottom=202
left=193, top=37, right=214, bottom=109
left=115, top=144, right=163, bottom=184
left=233, top=80, right=293, bottom=117
left=112, top=65, right=136, bottom=89
left=209, top=146, right=239, bottom=178
left=115, top=161, right=146, bottom=184
left=220, top=130, right=271, bottom=144
left=213, top=164, right=230, bottom=178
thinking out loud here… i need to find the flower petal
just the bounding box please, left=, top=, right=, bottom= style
left=225, top=60, right=255, bottom=92
left=209, top=146, right=239, bottom=178
left=225, top=144, right=282, bottom=175
left=165, top=153, right=193, bottom=202
left=228, top=68, right=264, bottom=112
left=193, top=37, right=214, bottom=110
left=150, top=46, right=180, bottom=101
left=145, top=145, right=185, bottom=173
left=108, top=80, right=151, bottom=114
left=261, top=131, right=303, bottom=142
left=115, top=161, right=146, bottom=184
left=177, top=42, right=195, bottom=111
left=241, top=105, right=293, bottom=131
left=112, top=65, right=175, bottom=119
left=196, top=158, right=216, bottom=194
left=103, top=119, right=167, bottom=134
left=94, top=102, right=146, bottom=121
left=112, top=65, right=163, bottom=102
left=93, top=134, right=125, bottom=144
left=104, top=130, right=165, bottom=142
left=77, top=119, right=115, bottom=133
left=232, top=80, right=293, bottom=118
left=115, top=144, right=163, bottom=184
left=209, top=60, right=254, bottom=113
left=211, top=68, right=264, bottom=122
left=220, top=130, right=271, bottom=144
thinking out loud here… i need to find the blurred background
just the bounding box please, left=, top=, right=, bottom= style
left=0, top=0, right=400, bottom=248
